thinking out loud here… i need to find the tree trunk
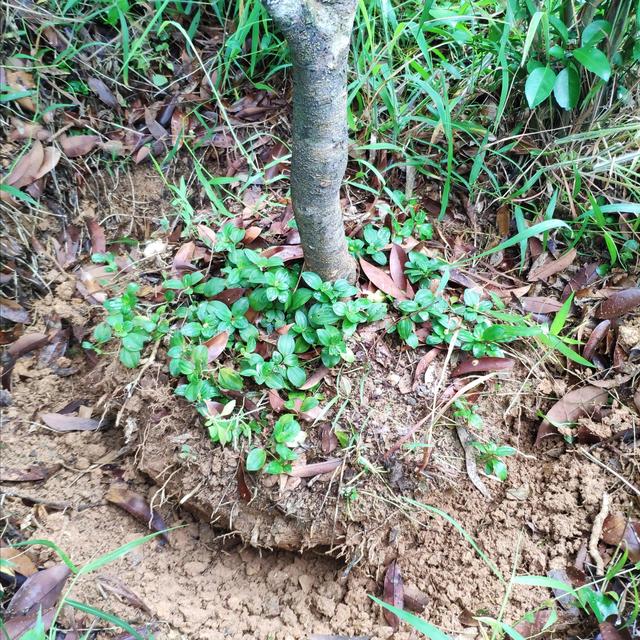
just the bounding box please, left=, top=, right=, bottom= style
left=263, top=0, right=357, bottom=282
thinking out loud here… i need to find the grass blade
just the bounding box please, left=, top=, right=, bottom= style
left=459, top=219, right=569, bottom=265
left=78, top=530, right=169, bottom=575
left=404, top=499, right=505, bottom=583
left=369, top=596, right=453, bottom=639
left=65, top=599, right=152, bottom=639
left=11, top=539, right=79, bottom=574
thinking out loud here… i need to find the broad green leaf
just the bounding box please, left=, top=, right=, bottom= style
left=218, top=367, right=243, bottom=391
left=573, top=47, right=611, bottom=81
left=525, top=66, right=556, bottom=108
left=301, top=271, right=323, bottom=290
left=287, top=366, right=307, bottom=388
left=553, top=66, right=580, bottom=110
left=582, top=20, right=611, bottom=47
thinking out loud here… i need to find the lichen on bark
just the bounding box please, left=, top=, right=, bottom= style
left=263, top=0, right=357, bottom=282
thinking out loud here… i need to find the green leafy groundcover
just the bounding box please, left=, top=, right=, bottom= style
left=85, top=221, right=588, bottom=474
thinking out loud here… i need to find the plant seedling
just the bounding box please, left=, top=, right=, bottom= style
left=471, top=441, right=516, bottom=481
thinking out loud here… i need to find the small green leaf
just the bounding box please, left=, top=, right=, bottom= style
left=301, top=272, right=323, bottom=290
left=119, top=349, right=141, bottom=368
left=492, top=459, right=508, bottom=481
left=274, top=414, right=301, bottom=443
left=181, top=322, right=202, bottom=338
left=218, top=367, right=244, bottom=391
left=122, top=331, right=147, bottom=351
left=553, top=66, right=580, bottom=110
left=525, top=66, right=557, bottom=108
left=573, top=47, right=611, bottom=81
left=277, top=333, right=295, bottom=357
left=93, top=322, right=112, bottom=343
left=265, top=460, right=286, bottom=475
left=287, top=366, right=307, bottom=388
left=246, top=448, right=266, bottom=472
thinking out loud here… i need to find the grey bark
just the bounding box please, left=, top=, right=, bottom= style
left=263, top=0, right=357, bottom=282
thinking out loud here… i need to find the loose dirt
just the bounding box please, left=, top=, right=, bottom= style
left=2, top=167, right=638, bottom=639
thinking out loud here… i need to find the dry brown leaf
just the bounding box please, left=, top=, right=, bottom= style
left=288, top=459, right=342, bottom=478
left=597, top=288, right=640, bottom=320
left=204, top=331, right=229, bottom=362
left=88, top=77, right=119, bottom=108
left=7, top=333, right=48, bottom=358
left=359, top=258, right=410, bottom=300
left=514, top=609, right=554, bottom=637
left=598, top=621, right=633, bottom=640
left=3, top=608, right=55, bottom=640
left=562, top=262, right=599, bottom=300
left=33, top=147, right=61, bottom=180
left=389, top=243, right=409, bottom=293
left=451, top=357, right=514, bottom=377
left=0, top=298, right=30, bottom=324
left=0, top=548, right=38, bottom=577
left=214, top=288, right=245, bottom=305
left=40, top=412, right=100, bottom=432
left=105, top=484, right=169, bottom=544
left=299, top=366, right=329, bottom=390
left=3, top=333, right=50, bottom=390
left=5, top=60, right=37, bottom=112
left=412, top=348, right=440, bottom=390
left=520, top=297, right=563, bottom=314
left=583, top=320, right=610, bottom=361
left=457, top=426, right=491, bottom=499
left=9, top=118, right=48, bottom=142
left=7, top=564, right=71, bottom=617
left=382, top=560, right=404, bottom=630
left=536, top=385, right=608, bottom=444
left=86, top=218, right=106, bottom=254
left=196, top=225, right=217, bottom=247
left=5, top=140, right=44, bottom=188
left=59, top=134, right=100, bottom=158
left=601, top=513, right=639, bottom=562
left=263, top=142, right=288, bottom=180
left=496, top=205, right=510, bottom=236
left=403, top=584, right=428, bottom=613
left=172, top=241, right=196, bottom=274
left=237, top=464, right=252, bottom=503
left=0, top=463, right=61, bottom=483
left=262, top=244, right=304, bottom=262
left=527, top=248, right=576, bottom=282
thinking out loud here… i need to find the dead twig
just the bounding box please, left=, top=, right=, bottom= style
left=589, top=492, right=610, bottom=576
left=1, top=490, right=104, bottom=512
